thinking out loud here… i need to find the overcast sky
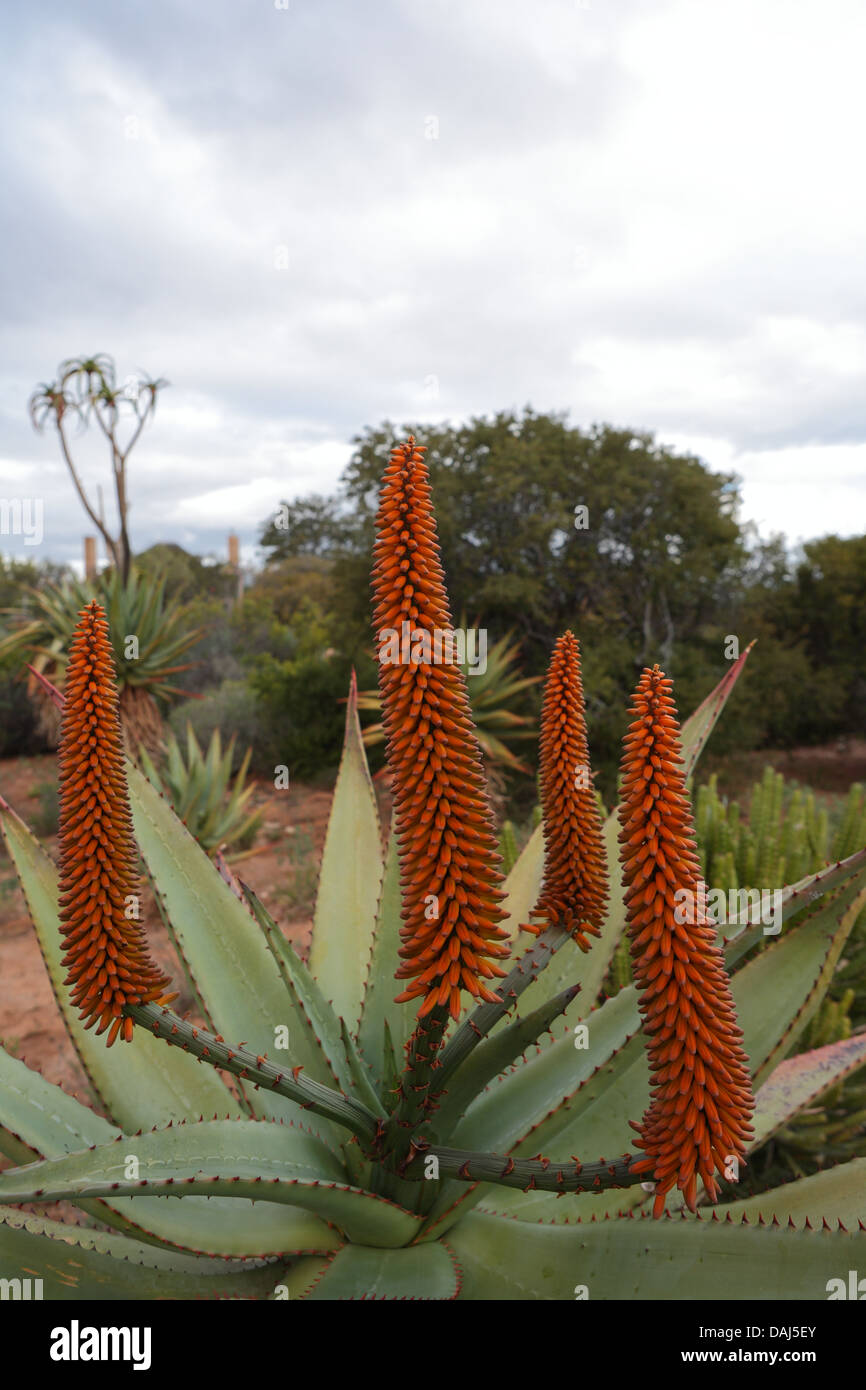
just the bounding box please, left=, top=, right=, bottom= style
left=2, top=0, right=865, bottom=574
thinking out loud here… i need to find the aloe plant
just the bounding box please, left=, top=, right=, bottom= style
left=358, top=626, right=540, bottom=772
left=138, top=724, right=261, bottom=854
left=1, top=438, right=865, bottom=1302
left=0, top=566, right=202, bottom=752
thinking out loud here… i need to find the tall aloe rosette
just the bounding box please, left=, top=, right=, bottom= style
left=0, top=439, right=864, bottom=1302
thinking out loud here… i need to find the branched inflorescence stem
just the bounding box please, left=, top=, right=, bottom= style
left=404, top=1143, right=646, bottom=1194
left=128, top=1003, right=379, bottom=1145
left=435, top=924, right=568, bottom=1087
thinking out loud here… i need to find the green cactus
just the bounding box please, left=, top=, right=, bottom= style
left=695, top=771, right=866, bottom=1184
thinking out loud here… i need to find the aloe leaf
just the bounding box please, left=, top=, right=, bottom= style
left=381, top=1018, right=402, bottom=1111
left=0, top=1048, right=340, bottom=1257
left=243, top=882, right=382, bottom=1113
left=725, top=1157, right=866, bottom=1228
left=127, top=763, right=336, bottom=1134
left=450, top=985, right=638, bottom=1156
left=447, top=1207, right=864, bottom=1301
left=358, top=821, right=417, bottom=1083
left=679, top=641, right=756, bottom=771
left=0, top=1206, right=288, bottom=1299
left=433, top=984, right=581, bottom=1139
left=242, top=882, right=384, bottom=1183
left=299, top=1242, right=461, bottom=1300
left=734, top=872, right=866, bottom=1086
left=416, top=988, right=640, bottom=1238
left=0, top=1118, right=420, bottom=1248
left=0, top=802, right=240, bottom=1132
left=750, top=1034, right=866, bottom=1151
left=0, top=1042, right=116, bottom=1161
left=268, top=1256, right=334, bottom=1298
left=309, top=673, right=383, bottom=1034
left=0, top=1116, right=345, bottom=1193
left=436, top=865, right=866, bottom=1231
left=499, top=822, right=544, bottom=943
left=722, top=846, right=866, bottom=968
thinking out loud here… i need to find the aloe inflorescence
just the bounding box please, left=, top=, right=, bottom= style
left=524, top=629, right=608, bottom=951
left=371, top=436, right=511, bottom=1023
left=57, top=600, right=173, bottom=1046
left=619, top=666, right=755, bottom=1215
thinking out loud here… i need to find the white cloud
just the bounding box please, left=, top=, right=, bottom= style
left=0, top=0, right=864, bottom=569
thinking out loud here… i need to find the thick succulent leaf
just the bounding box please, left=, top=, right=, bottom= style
left=0, top=1205, right=286, bottom=1299
left=0, top=1049, right=339, bottom=1257
left=297, top=1242, right=461, bottom=1300
left=357, top=822, right=417, bottom=1083
left=502, top=650, right=755, bottom=1036
left=499, top=822, right=543, bottom=943
left=270, top=1255, right=334, bottom=1297
left=722, top=846, right=866, bottom=968
left=440, top=869, right=866, bottom=1230
left=448, top=1207, right=865, bottom=1300
left=0, top=1119, right=420, bottom=1249
left=243, top=883, right=383, bottom=1123
left=0, top=1042, right=116, bottom=1161
left=726, top=1158, right=866, bottom=1228
left=418, top=989, right=640, bottom=1238
left=0, top=1117, right=343, bottom=1197
left=432, top=985, right=581, bottom=1138
left=310, top=673, right=383, bottom=1034
left=0, top=802, right=240, bottom=1131
left=679, top=640, right=755, bottom=771
left=448, top=986, right=638, bottom=1156
left=734, top=872, right=866, bottom=1087
left=750, top=1034, right=866, bottom=1151
left=128, top=763, right=339, bottom=1134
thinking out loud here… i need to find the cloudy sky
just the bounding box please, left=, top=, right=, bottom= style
left=1, top=0, right=865, bottom=573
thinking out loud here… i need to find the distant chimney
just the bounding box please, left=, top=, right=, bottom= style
left=84, top=536, right=97, bottom=581
left=227, top=533, right=243, bottom=608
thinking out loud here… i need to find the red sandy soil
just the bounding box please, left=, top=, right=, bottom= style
left=0, top=754, right=391, bottom=1111
left=700, top=738, right=866, bottom=804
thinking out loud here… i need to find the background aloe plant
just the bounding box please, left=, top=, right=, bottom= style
left=358, top=626, right=540, bottom=774
left=0, top=567, right=202, bottom=753
left=1, top=633, right=865, bottom=1299
left=138, top=724, right=261, bottom=855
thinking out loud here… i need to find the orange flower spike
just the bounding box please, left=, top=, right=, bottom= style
left=524, top=631, right=608, bottom=950
left=57, top=601, right=172, bottom=1047
left=371, top=438, right=511, bottom=1022
left=618, top=665, right=754, bottom=1217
